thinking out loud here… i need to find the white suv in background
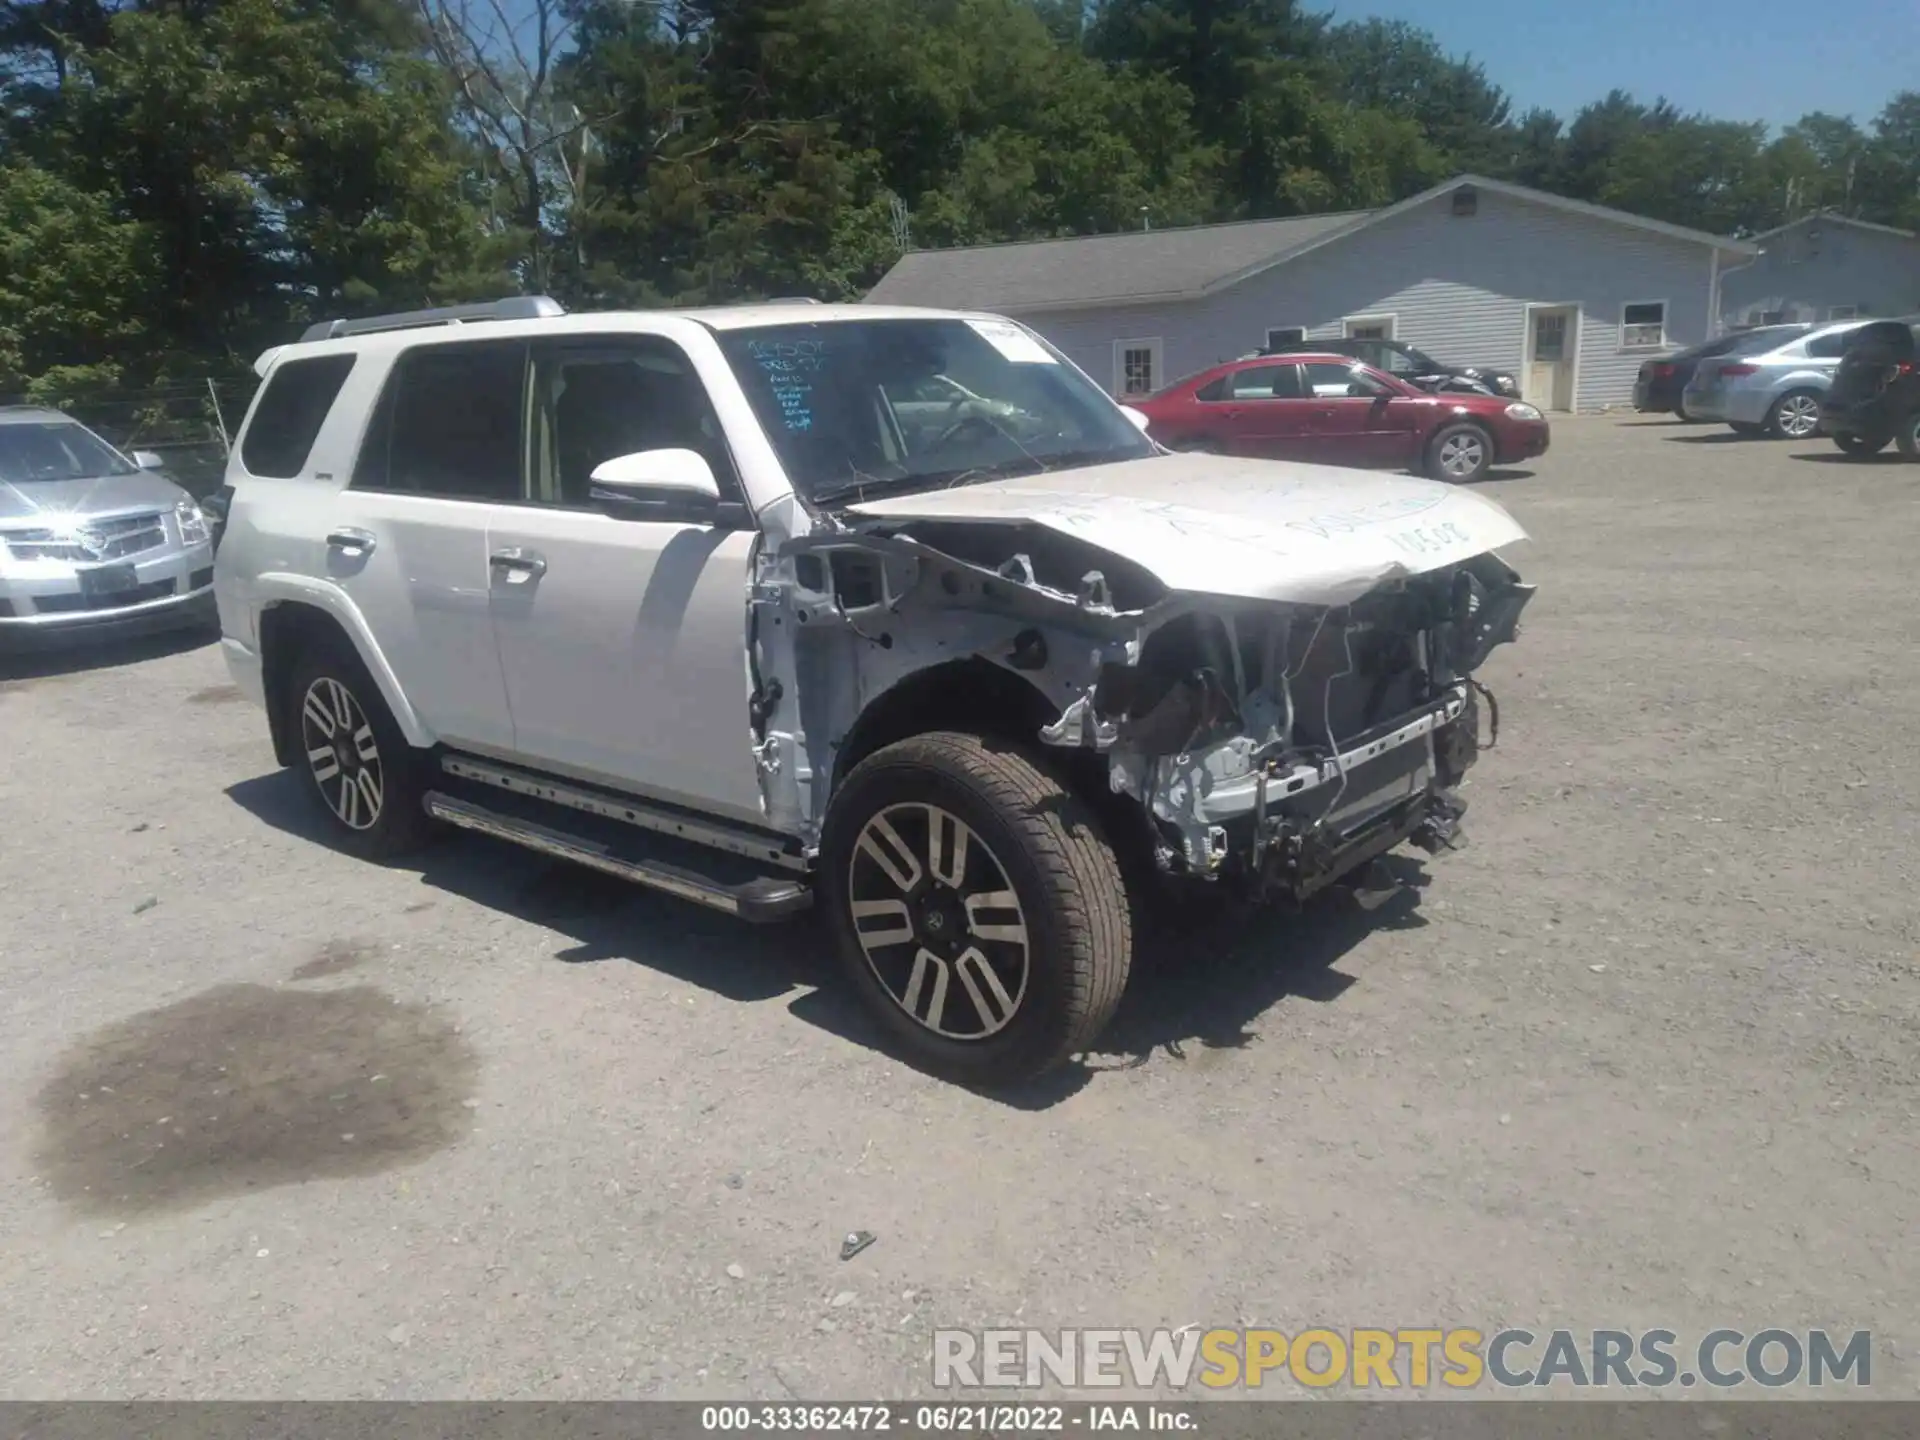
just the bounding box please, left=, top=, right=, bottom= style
left=214, top=296, right=1535, bottom=1084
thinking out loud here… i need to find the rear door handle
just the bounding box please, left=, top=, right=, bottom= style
left=490, top=546, right=547, bottom=582
left=326, top=527, right=376, bottom=558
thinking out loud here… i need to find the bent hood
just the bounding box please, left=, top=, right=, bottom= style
left=844, top=453, right=1528, bottom=607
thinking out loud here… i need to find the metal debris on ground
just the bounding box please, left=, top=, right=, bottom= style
left=840, top=1230, right=877, bottom=1261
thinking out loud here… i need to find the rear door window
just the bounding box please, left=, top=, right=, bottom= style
left=352, top=341, right=526, bottom=500
left=240, top=355, right=356, bottom=478
left=1227, top=364, right=1304, bottom=400
left=1806, top=328, right=1864, bottom=359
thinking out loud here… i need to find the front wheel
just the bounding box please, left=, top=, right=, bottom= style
left=1765, top=388, right=1822, bottom=440
left=1896, top=412, right=1920, bottom=460
left=1425, top=422, right=1492, bottom=482
left=820, top=732, right=1132, bottom=1086
left=285, top=642, right=434, bottom=860
left=1835, top=432, right=1889, bottom=457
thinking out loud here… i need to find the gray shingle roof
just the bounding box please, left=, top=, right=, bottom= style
left=864, top=210, right=1372, bottom=312
left=865, top=175, right=1759, bottom=314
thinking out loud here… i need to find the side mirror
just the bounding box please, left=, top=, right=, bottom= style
left=1119, top=405, right=1153, bottom=434
left=132, top=450, right=166, bottom=471
left=587, top=448, right=729, bottom=523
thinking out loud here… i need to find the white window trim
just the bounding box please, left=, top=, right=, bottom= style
left=1342, top=313, right=1397, bottom=340
left=1619, top=299, right=1669, bottom=352
left=1113, top=337, right=1163, bottom=398
left=1265, top=326, right=1307, bottom=349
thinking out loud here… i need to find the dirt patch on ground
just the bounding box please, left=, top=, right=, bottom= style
left=32, top=983, right=479, bottom=1218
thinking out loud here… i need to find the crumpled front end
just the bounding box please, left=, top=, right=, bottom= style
left=1041, top=554, right=1533, bottom=902
left=750, top=492, right=1532, bottom=905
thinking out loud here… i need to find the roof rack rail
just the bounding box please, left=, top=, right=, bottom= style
left=299, top=295, right=566, bottom=343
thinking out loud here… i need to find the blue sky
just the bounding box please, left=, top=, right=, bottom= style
left=1320, top=0, right=1916, bottom=132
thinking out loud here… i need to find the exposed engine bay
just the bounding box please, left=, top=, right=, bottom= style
left=746, top=476, right=1534, bottom=906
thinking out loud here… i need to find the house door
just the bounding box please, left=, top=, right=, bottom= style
left=1526, top=306, right=1577, bottom=411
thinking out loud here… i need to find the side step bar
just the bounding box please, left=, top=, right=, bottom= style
left=440, top=753, right=807, bottom=872
left=423, top=792, right=812, bottom=923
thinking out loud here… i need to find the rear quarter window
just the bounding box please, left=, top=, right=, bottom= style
left=240, top=354, right=357, bottom=478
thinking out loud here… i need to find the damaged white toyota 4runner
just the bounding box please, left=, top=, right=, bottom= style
left=215, top=298, right=1533, bottom=1084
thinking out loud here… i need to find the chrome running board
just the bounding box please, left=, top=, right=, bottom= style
left=423, top=791, right=811, bottom=923
left=439, top=753, right=807, bottom=872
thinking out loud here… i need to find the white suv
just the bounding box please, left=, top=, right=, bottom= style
left=214, top=297, right=1535, bottom=1083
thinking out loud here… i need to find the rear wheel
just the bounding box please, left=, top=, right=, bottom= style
left=1896, top=412, right=1920, bottom=460
left=1424, top=422, right=1492, bottom=482
left=1765, top=388, right=1822, bottom=440
left=284, top=641, right=434, bottom=860
left=1835, top=432, right=1889, bottom=457
left=820, top=732, right=1132, bottom=1086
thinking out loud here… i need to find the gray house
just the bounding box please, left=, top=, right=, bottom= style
left=1720, top=213, right=1920, bottom=329
left=867, top=174, right=1759, bottom=412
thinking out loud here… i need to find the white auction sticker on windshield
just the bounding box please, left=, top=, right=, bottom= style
left=966, top=318, right=1056, bottom=364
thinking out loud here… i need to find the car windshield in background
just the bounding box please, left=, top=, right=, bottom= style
left=0, top=421, right=137, bottom=486
left=715, top=317, right=1155, bottom=505
left=1720, top=326, right=1811, bottom=358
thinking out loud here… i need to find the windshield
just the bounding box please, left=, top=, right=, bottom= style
left=1720, top=327, right=1810, bottom=358
left=715, top=317, right=1155, bottom=504
left=0, top=421, right=138, bottom=485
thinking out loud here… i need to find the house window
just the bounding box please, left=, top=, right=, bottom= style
left=1266, top=327, right=1306, bottom=350
left=1621, top=301, right=1667, bottom=350
left=1114, top=338, right=1162, bottom=397
left=1344, top=315, right=1395, bottom=341
left=1829, top=305, right=1860, bottom=321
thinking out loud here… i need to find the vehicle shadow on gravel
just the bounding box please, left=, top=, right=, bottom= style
left=1789, top=451, right=1909, bottom=466
left=0, top=624, right=215, bottom=685
left=1463, top=468, right=1535, bottom=486
left=227, top=771, right=1432, bottom=1110
left=1088, top=858, right=1431, bottom=1067
left=1662, top=432, right=1756, bottom=444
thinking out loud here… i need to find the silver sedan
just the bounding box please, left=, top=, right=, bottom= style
left=1680, top=319, right=1872, bottom=438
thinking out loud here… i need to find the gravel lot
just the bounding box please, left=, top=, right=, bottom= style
left=2, top=416, right=1916, bottom=1401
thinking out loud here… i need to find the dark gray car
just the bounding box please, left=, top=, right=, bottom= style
left=0, top=407, right=217, bottom=646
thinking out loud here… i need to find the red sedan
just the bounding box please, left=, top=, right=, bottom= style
left=1126, top=352, right=1551, bottom=482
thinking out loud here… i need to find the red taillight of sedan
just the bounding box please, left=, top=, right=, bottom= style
left=1649, top=363, right=1675, bottom=378
left=1718, top=364, right=1761, bottom=377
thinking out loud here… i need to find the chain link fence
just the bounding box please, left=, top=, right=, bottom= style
left=2, top=378, right=257, bottom=499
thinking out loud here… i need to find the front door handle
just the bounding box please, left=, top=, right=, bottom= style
left=326, top=527, right=377, bottom=558
left=490, top=547, right=547, bottom=582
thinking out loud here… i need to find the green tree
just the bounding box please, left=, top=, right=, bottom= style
left=1, top=0, right=505, bottom=393
left=1320, top=18, right=1512, bottom=177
